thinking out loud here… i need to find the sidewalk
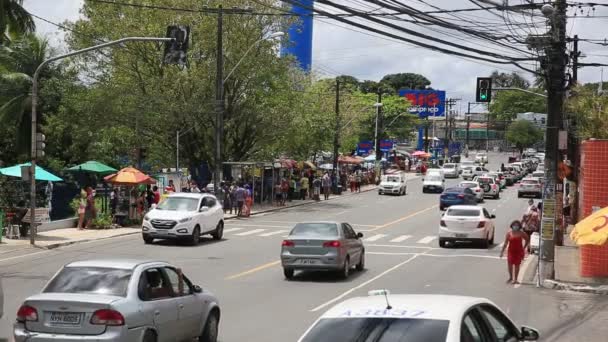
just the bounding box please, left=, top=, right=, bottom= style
left=0, top=179, right=399, bottom=252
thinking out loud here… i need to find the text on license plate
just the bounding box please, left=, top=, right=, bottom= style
left=49, top=312, right=81, bottom=325
left=299, top=259, right=319, bottom=265
left=455, top=233, right=468, bottom=238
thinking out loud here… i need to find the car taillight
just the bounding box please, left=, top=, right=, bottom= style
left=282, top=240, right=295, bottom=247
left=491, top=184, right=497, bottom=190
left=457, top=194, right=465, bottom=199
left=16, top=305, right=38, bottom=322
left=440, top=220, right=447, bottom=227
left=475, top=189, right=481, bottom=192
left=477, top=221, right=486, bottom=228
left=90, top=309, right=125, bottom=326
left=323, top=240, right=341, bottom=248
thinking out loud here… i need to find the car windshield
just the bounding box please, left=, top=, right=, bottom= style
left=156, top=197, right=199, bottom=211
left=522, top=179, right=539, bottom=185
left=291, top=223, right=339, bottom=237
left=443, top=164, right=455, bottom=169
left=427, top=176, right=442, bottom=182
left=447, top=208, right=480, bottom=217
left=385, top=176, right=400, bottom=182
left=44, top=267, right=131, bottom=297
left=459, top=182, right=476, bottom=188
left=300, top=318, right=449, bottom=342
left=477, top=178, right=492, bottom=184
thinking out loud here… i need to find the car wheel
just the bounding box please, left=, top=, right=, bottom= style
left=190, top=226, right=201, bottom=246
left=489, top=232, right=495, bottom=245
left=340, top=257, right=350, bottom=279
left=199, top=311, right=219, bottom=342
left=283, top=268, right=294, bottom=280
left=439, top=205, right=444, bottom=211
left=143, top=329, right=157, bottom=342
left=211, top=221, right=223, bottom=240
left=438, top=239, right=447, bottom=248
left=494, top=193, right=499, bottom=200
left=518, top=193, right=522, bottom=198
left=143, top=235, right=154, bottom=244
left=480, top=238, right=489, bottom=249
left=356, top=251, right=365, bottom=271
left=422, top=187, right=427, bottom=193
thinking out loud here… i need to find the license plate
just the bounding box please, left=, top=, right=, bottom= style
left=455, top=233, right=468, bottom=238
left=299, top=259, right=319, bottom=265
left=49, top=312, right=81, bottom=325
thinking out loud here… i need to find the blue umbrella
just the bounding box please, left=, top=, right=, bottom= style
left=0, top=163, right=63, bottom=182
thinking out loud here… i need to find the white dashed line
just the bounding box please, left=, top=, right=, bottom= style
left=222, top=228, right=245, bottom=233
left=364, top=234, right=389, bottom=242
left=235, top=229, right=267, bottom=236
left=390, top=235, right=412, bottom=243
left=416, top=236, right=437, bottom=244
left=259, top=230, right=289, bottom=237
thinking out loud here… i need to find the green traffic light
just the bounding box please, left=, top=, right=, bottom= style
left=480, top=93, right=487, bottom=100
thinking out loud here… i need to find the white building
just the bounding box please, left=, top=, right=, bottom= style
left=517, top=112, right=547, bottom=129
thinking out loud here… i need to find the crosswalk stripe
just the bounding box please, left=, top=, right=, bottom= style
left=223, top=228, right=245, bottom=233
left=390, top=235, right=412, bottom=243
left=416, top=236, right=437, bottom=244
left=259, top=230, right=289, bottom=237
left=365, top=234, right=388, bottom=242
left=235, top=229, right=267, bottom=236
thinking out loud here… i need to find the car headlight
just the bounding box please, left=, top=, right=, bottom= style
left=144, top=215, right=150, bottom=221
left=179, top=217, right=192, bottom=223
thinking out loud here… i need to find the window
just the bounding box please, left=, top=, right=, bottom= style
left=342, top=224, right=357, bottom=239
left=138, top=268, right=174, bottom=301
left=447, top=209, right=480, bottom=217
left=44, top=267, right=131, bottom=297
left=164, top=267, right=192, bottom=296
left=291, top=223, right=339, bottom=237
left=479, top=306, right=518, bottom=342
left=157, top=197, right=198, bottom=211
left=483, top=208, right=492, bottom=218
left=205, top=197, right=217, bottom=207
left=462, top=313, right=485, bottom=342
left=464, top=188, right=474, bottom=195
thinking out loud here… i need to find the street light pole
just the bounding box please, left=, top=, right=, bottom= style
left=214, top=6, right=224, bottom=194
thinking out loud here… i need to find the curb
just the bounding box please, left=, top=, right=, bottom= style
left=35, top=231, right=141, bottom=250
left=543, top=279, right=608, bottom=295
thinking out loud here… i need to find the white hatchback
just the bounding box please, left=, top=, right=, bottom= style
left=439, top=205, right=496, bottom=248
left=458, top=181, right=484, bottom=202
left=297, top=291, right=539, bottom=342
left=142, top=193, right=224, bottom=245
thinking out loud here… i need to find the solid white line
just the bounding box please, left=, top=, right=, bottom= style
left=259, top=230, right=288, bottom=237
left=416, top=236, right=437, bottom=244
left=422, top=253, right=501, bottom=260
left=235, top=229, right=266, bottom=236
left=310, top=254, right=421, bottom=312
left=222, top=228, right=245, bottom=233
left=0, top=250, right=50, bottom=263
left=515, top=255, right=534, bottom=288
left=389, top=235, right=412, bottom=243
left=225, top=224, right=290, bottom=228
left=364, top=234, right=388, bottom=242
left=366, top=244, right=436, bottom=250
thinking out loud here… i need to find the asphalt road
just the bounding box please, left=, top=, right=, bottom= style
left=1, top=151, right=607, bottom=341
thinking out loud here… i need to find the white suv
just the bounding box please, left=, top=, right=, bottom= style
left=142, top=193, right=224, bottom=245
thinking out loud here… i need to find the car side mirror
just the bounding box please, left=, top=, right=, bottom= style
left=199, top=206, right=209, bottom=212
left=357, top=232, right=364, bottom=239
left=151, top=203, right=157, bottom=210
left=491, top=214, right=496, bottom=219
left=193, top=285, right=203, bottom=293
left=521, top=326, right=539, bottom=340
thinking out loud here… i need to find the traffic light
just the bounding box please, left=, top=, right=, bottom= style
left=35, top=132, right=45, bottom=158
left=163, top=25, right=190, bottom=66
left=476, top=77, right=492, bottom=102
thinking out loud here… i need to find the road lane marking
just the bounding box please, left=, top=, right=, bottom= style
left=515, top=255, right=534, bottom=288
left=259, top=230, right=289, bottom=237
left=235, top=229, right=266, bottom=236
left=364, top=234, right=388, bottom=242
left=369, top=205, right=438, bottom=232
left=416, top=236, right=437, bottom=244
left=390, top=235, right=412, bottom=243
left=223, top=228, right=245, bottom=233
left=366, top=244, right=436, bottom=250
left=0, top=250, right=50, bottom=263
left=225, top=224, right=289, bottom=228
left=225, top=260, right=281, bottom=280
left=311, top=254, right=422, bottom=312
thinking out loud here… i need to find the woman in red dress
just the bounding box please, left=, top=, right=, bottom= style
left=500, top=220, right=530, bottom=284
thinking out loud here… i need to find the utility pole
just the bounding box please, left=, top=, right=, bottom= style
left=214, top=6, right=224, bottom=194
left=333, top=78, right=340, bottom=190
left=572, top=34, right=580, bottom=85
left=375, top=91, right=383, bottom=161
left=424, top=117, right=430, bottom=153
left=444, top=99, right=450, bottom=162
left=486, top=113, right=490, bottom=153
left=465, top=102, right=472, bottom=152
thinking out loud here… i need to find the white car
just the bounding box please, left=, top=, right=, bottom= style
left=475, top=153, right=488, bottom=164
left=297, top=291, right=539, bottom=342
left=142, top=193, right=224, bottom=245
left=423, top=172, right=445, bottom=193
left=14, top=259, right=221, bottom=342
left=475, top=176, right=500, bottom=199
left=532, top=171, right=545, bottom=184
left=518, top=177, right=543, bottom=199
left=378, top=173, right=407, bottom=196
left=439, top=205, right=496, bottom=248
left=441, top=163, right=459, bottom=178
left=462, top=165, right=486, bottom=181
left=458, top=181, right=484, bottom=202
left=536, top=163, right=545, bottom=172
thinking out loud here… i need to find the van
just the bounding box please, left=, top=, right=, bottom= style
left=378, top=172, right=407, bottom=196
left=423, top=169, right=445, bottom=193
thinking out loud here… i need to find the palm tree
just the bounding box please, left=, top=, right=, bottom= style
left=0, top=34, right=50, bottom=154
left=0, top=0, right=35, bottom=45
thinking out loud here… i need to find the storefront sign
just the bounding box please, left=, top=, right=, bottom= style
left=357, top=141, right=373, bottom=155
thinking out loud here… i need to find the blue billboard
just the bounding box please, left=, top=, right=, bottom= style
left=280, top=0, right=314, bottom=71
left=398, top=90, right=446, bottom=118
left=356, top=141, right=373, bottom=155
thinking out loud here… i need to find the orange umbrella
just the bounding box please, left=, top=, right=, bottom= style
left=104, top=167, right=156, bottom=185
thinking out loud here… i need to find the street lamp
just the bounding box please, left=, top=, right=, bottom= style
left=223, top=31, right=285, bottom=83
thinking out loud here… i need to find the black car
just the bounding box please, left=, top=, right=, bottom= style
left=439, top=187, right=478, bottom=211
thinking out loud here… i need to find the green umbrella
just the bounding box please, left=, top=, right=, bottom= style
left=0, top=163, right=63, bottom=182
left=67, top=161, right=117, bottom=175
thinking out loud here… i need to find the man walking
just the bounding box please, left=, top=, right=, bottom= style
left=300, top=174, right=309, bottom=200
left=235, top=184, right=245, bottom=217
left=322, top=172, right=331, bottom=200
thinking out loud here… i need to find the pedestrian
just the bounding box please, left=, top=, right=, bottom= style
left=500, top=163, right=506, bottom=172
left=146, top=185, right=155, bottom=210
left=243, top=184, right=253, bottom=217
left=500, top=220, right=530, bottom=285
left=77, top=188, right=87, bottom=230
left=294, top=178, right=300, bottom=200
left=230, top=184, right=238, bottom=214
left=166, top=179, right=176, bottom=193
left=152, top=186, right=160, bottom=205
left=110, top=187, right=118, bottom=224
left=300, top=174, right=309, bottom=200
left=190, top=181, right=201, bottom=193
left=322, top=172, right=331, bottom=200
left=281, top=178, right=289, bottom=206
left=288, top=177, right=295, bottom=202
left=355, top=169, right=362, bottom=193
left=312, top=176, right=322, bottom=201
left=84, top=186, right=96, bottom=229
left=222, top=183, right=231, bottom=214
left=275, top=181, right=283, bottom=206
left=235, top=184, right=245, bottom=216
left=404, top=158, right=410, bottom=172
left=349, top=173, right=356, bottom=192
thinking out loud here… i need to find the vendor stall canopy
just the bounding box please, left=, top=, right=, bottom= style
left=104, top=167, right=156, bottom=185
left=0, top=163, right=62, bottom=182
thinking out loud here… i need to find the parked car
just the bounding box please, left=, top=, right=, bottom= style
left=13, top=259, right=221, bottom=342
left=475, top=153, right=488, bottom=164
left=439, top=187, right=477, bottom=210
left=537, top=163, right=545, bottom=172
left=462, top=165, right=487, bottom=181
left=142, top=193, right=224, bottom=245
left=281, top=222, right=365, bottom=280
left=441, top=163, right=459, bottom=178
left=439, top=205, right=496, bottom=248
left=458, top=181, right=484, bottom=202
left=494, top=171, right=508, bottom=189
left=378, top=172, right=407, bottom=196
left=460, top=160, right=475, bottom=170
left=532, top=171, right=545, bottom=184
left=475, top=176, right=500, bottom=199
left=518, top=177, right=543, bottom=198
left=502, top=168, right=518, bottom=185
left=485, top=173, right=504, bottom=191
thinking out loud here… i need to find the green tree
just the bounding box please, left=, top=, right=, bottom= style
left=505, top=120, right=543, bottom=153
left=0, top=0, right=35, bottom=44
left=490, top=70, right=530, bottom=89
left=380, top=73, right=431, bottom=91
left=489, top=90, right=546, bottom=121
left=567, top=85, right=608, bottom=140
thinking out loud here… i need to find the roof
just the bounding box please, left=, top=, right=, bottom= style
left=167, top=193, right=215, bottom=199
left=459, top=180, right=478, bottom=184
left=66, top=259, right=165, bottom=270
left=446, top=205, right=481, bottom=211
left=321, top=294, right=490, bottom=321
left=294, top=221, right=341, bottom=226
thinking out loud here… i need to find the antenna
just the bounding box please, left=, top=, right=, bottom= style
left=383, top=291, right=392, bottom=310
left=368, top=289, right=392, bottom=310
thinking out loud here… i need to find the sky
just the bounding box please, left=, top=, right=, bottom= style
left=23, top=0, right=608, bottom=114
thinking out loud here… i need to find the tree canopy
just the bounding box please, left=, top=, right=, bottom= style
left=505, top=120, right=543, bottom=153
left=0, top=0, right=35, bottom=44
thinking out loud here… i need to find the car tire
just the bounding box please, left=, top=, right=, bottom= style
left=422, top=187, right=427, bottom=193
left=283, top=268, right=294, bottom=280
left=518, top=193, right=522, bottom=198
left=143, top=235, right=154, bottom=244
left=143, top=329, right=157, bottom=342
left=340, top=257, right=350, bottom=279
left=199, top=311, right=219, bottom=342
left=356, top=251, right=365, bottom=271
left=439, top=205, right=444, bottom=211
left=489, top=232, right=495, bottom=245
left=190, top=226, right=201, bottom=246
left=480, top=238, right=489, bottom=249
left=211, top=221, right=223, bottom=240
left=494, top=193, right=499, bottom=200
left=439, top=239, right=447, bottom=248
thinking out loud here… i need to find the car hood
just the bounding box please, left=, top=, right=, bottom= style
left=147, top=209, right=195, bottom=221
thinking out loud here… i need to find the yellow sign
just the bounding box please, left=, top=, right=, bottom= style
left=542, top=199, right=556, bottom=219
left=541, top=218, right=554, bottom=240
left=571, top=206, right=608, bottom=246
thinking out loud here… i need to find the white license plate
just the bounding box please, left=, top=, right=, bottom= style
left=299, top=259, right=319, bottom=265
left=49, top=312, right=81, bottom=325
left=455, top=233, right=468, bottom=238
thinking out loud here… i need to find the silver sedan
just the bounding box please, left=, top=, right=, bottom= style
left=14, top=259, right=220, bottom=342
left=281, top=222, right=365, bottom=280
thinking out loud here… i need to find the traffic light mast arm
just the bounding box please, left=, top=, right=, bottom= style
left=493, top=87, right=548, bottom=98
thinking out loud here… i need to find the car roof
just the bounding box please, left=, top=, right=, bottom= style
left=321, top=294, right=491, bottom=321
left=459, top=181, right=477, bottom=184
left=522, top=177, right=540, bottom=181
left=66, top=259, right=167, bottom=270
left=167, top=193, right=214, bottom=199
left=293, top=221, right=342, bottom=226
left=445, top=187, right=465, bottom=192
